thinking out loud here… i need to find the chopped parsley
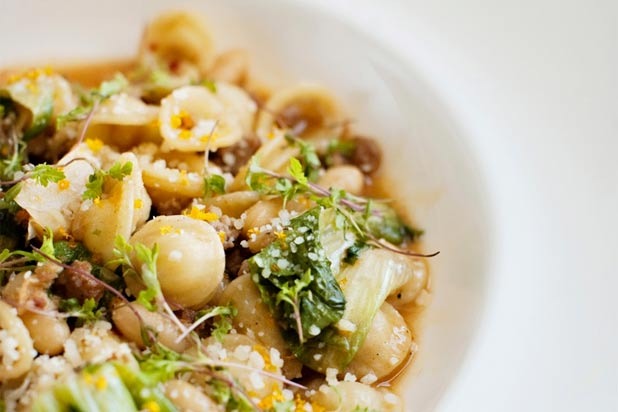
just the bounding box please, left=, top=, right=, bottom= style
left=83, top=161, right=133, bottom=200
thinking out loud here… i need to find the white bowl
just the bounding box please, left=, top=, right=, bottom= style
left=2, top=1, right=491, bottom=410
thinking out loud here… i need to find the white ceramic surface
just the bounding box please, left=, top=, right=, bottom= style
left=2, top=0, right=616, bottom=411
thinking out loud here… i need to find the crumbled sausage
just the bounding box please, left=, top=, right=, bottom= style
left=55, top=261, right=105, bottom=302
left=2, top=262, right=61, bottom=311
left=351, top=136, right=382, bottom=175
left=213, top=134, right=261, bottom=174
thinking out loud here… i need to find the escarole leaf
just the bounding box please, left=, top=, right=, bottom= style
left=31, top=362, right=177, bottom=412
left=248, top=207, right=347, bottom=349
left=294, top=248, right=414, bottom=372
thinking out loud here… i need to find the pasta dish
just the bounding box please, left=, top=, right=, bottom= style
left=0, top=11, right=433, bottom=412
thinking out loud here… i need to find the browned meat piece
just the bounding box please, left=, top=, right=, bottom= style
left=351, top=136, right=382, bottom=175
left=2, top=262, right=61, bottom=311
left=55, top=261, right=105, bottom=302
left=214, top=134, right=261, bottom=174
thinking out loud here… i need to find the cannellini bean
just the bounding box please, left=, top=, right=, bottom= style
left=215, top=274, right=302, bottom=378
left=129, top=215, right=225, bottom=309
left=255, top=84, right=344, bottom=140
left=345, top=302, right=412, bottom=379
left=312, top=382, right=402, bottom=412
left=387, top=258, right=428, bottom=310
left=139, top=10, right=213, bottom=73
left=318, top=165, right=364, bottom=195
left=0, top=300, right=34, bottom=381
left=164, top=380, right=219, bottom=412
left=20, top=312, right=70, bottom=356
left=111, top=302, right=190, bottom=352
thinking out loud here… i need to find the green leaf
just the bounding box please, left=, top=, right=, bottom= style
left=288, top=158, right=307, bottom=185
left=29, top=164, right=66, bottom=187
left=58, top=297, right=105, bottom=323
left=203, top=174, right=226, bottom=197
left=82, top=170, right=105, bottom=200
left=249, top=207, right=346, bottom=348
left=202, top=79, right=217, bottom=93
left=95, top=74, right=129, bottom=99
left=53, top=240, right=92, bottom=263
left=133, top=243, right=162, bottom=311
left=107, top=161, right=133, bottom=180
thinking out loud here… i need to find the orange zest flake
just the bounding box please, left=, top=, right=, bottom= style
left=199, top=132, right=219, bottom=143
left=57, top=179, right=70, bottom=191
left=253, top=345, right=278, bottom=373
left=93, top=197, right=101, bottom=206
left=274, top=231, right=286, bottom=240
left=159, top=225, right=180, bottom=235
left=171, top=110, right=195, bottom=129
left=218, top=231, right=226, bottom=243
left=85, top=138, right=104, bottom=152
left=142, top=401, right=160, bottom=412
left=247, top=227, right=260, bottom=237
left=258, top=388, right=286, bottom=409
left=134, top=199, right=143, bottom=209
left=94, top=376, right=107, bottom=391
left=179, top=170, right=189, bottom=185
left=184, top=205, right=218, bottom=222
left=178, top=129, right=192, bottom=140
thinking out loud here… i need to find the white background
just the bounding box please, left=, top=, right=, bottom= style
left=299, top=0, right=618, bottom=410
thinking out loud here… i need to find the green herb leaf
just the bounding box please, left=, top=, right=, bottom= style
left=58, top=297, right=105, bottom=323
left=287, top=158, right=307, bottom=185
left=203, top=174, right=226, bottom=197
left=107, top=161, right=133, bottom=180
left=29, top=164, right=65, bottom=187
left=202, top=79, right=217, bottom=93
left=83, top=170, right=105, bottom=200
left=134, top=243, right=162, bottom=311
left=284, top=134, right=321, bottom=181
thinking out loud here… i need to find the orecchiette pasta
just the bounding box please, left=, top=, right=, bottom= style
left=345, top=302, right=413, bottom=379
left=317, top=164, right=365, bottom=195
left=92, top=93, right=159, bottom=126
left=312, top=382, right=402, bottom=412
left=139, top=10, right=213, bottom=74
left=0, top=300, right=35, bottom=381
left=158, top=83, right=256, bottom=152
left=111, top=302, right=191, bottom=352
left=163, top=379, right=219, bottom=412
left=72, top=152, right=151, bottom=262
left=255, top=84, right=344, bottom=140
left=129, top=215, right=225, bottom=309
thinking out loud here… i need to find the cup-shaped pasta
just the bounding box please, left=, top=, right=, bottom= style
left=136, top=143, right=206, bottom=214
left=0, top=300, right=34, bottom=381
left=312, top=382, right=402, bottom=412
left=111, top=302, right=191, bottom=352
left=255, top=84, right=344, bottom=141
left=229, top=133, right=299, bottom=191
left=20, top=312, right=70, bottom=356
left=318, top=165, right=365, bottom=196
left=92, top=93, right=159, bottom=126
left=139, top=11, right=213, bottom=73
left=208, top=49, right=249, bottom=86
left=63, top=321, right=136, bottom=368
left=345, top=302, right=413, bottom=380
left=216, top=273, right=302, bottom=378
left=199, top=334, right=286, bottom=399
left=15, top=155, right=97, bottom=237
left=387, top=258, right=428, bottom=310
left=159, top=84, right=256, bottom=152
left=72, top=153, right=151, bottom=262
left=129, top=215, right=225, bottom=309
left=202, top=191, right=260, bottom=218
left=164, top=380, right=219, bottom=412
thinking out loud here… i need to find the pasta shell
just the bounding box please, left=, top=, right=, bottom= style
left=71, top=153, right=151, bottom=262
left=92, top=93, right=159, bottom=126
left=158, top=84, right=256, bottom=152
left=255, top=84, right=344, bottom=140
